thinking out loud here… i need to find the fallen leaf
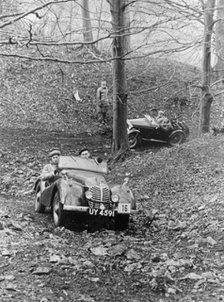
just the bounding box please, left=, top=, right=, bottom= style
left=82, top=260, right=95, bottom=268
left=5, top=275, right=15, bottom=281
left=5, top=282, right=17, bottom=291
left=8, top=221, right=23, bottom=231
left=166, top=259, right=193, bottom=268
left=168, top=220, right=187, bottom=231
left=32, top=267, right=52, bottom=275
left=0, top=275, right=5, bottom=282
left=206, top=236, right=217, bottom=246
left=90, top=246, right=108, bottom=256
left=181, top=272, right=202, bottom=280
left=125, top=249, right=141, bottom=260
left=107, top=244, right=127, bottom=257
left=124, top=262, right=142, bottom=273
left=2, top=249, right=12, bottom=257
left=87, top=277, right=100, bottom=282
left=49, top=254, right=61, bottom=263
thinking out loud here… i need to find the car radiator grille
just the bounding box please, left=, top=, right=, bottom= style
left=88, top=185, right=113, bottom=210
left=89, top=185, right=110, bottom=203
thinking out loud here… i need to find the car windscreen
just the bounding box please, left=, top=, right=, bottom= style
left=58, top=156, right=108, bottom=174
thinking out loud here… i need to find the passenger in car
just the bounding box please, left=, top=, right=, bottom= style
left=79, top=148, right=103, bottom=164
left=40, top=149, right=61, bottom=191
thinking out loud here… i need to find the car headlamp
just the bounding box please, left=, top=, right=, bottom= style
left=85, top=191, right=93, bottom=200
left=111, top=194, right=119, bottom=202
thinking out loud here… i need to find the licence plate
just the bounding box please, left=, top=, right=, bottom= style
left=118, top=203, right=131, bottom=214
left=88, top=208, right=115, bottom=217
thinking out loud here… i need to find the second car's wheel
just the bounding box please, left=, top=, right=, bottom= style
left=34, top=183, right=45, bottom=213
left=115, top=214, right=130, bottom=231
left=128, top=132, right=141, bottom=148
left=52, top=191, right=65, bottom=227
left=168, top=131, right=185, bottom=146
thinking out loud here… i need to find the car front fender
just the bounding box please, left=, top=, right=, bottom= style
left=56, top=178, right=85, bottom=207
left=127, top=128, right=140, bottom=135
left=111, top=184, right=136, bottom=210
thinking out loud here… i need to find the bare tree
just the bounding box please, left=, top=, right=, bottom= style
left=199, top=0, right=216, bottom=134
left=123, top=0, right=131, bottom=53
left=107, top=0, right=129, bottom=157
left=214, top=0, right=224, bottom=80
left=81, top=0, right=93, bottom=46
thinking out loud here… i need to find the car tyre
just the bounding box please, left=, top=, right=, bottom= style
left=128, top=132, right=141, bottom=148
left=168, top=131, right=185, bottom=146
left=52, top=191, right=65, bottom=227
left=34, top=182, right=45, bottom=213
left=115, top=214, right=129, bottom=231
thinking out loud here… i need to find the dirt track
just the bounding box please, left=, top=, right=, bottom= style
left=0, top=196, right=149, bottom=302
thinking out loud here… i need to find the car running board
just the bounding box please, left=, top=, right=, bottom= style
left=142, top=138, right=167, bottom=144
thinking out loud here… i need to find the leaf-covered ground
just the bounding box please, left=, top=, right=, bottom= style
left=0, top=53, right=201, bottom=135
left=1, top=51, right=224, bottom=301
left=1, top=128, right=224, bottom=301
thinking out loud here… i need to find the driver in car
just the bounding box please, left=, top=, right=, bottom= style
left=156, top=110, right=172, bottom=130
left=40, top=149, right=61, bottom=191
left=79, top=148, right=91, bottom=159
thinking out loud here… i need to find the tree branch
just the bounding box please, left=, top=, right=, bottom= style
left=0, top=0, right=77, bottom=29
left=0, top=52, right=114, bottom=64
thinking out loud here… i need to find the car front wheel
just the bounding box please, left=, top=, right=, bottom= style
left=128, top=132, right=141, bottom=148
left=34, top=183, right=45, bottom=213
left=52, top=191, right=65, bottom=227
left=168, top=131, right=185, bottom=146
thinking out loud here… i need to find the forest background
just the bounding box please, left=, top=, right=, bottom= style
left=0, top=0, right=223, bottom=146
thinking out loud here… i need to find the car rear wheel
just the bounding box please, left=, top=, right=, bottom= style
left=52, top=191, right=65, bottom=227
left=34, top=183, right=45, bottom=213
left=128, top=132, right=141, bottom=148
left=115, top=214, right=129, bottom=231
left=168, top=131, right=185, bottom=146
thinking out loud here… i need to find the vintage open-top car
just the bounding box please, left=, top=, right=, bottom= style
left=127, top=114, right=189, bottom=148
left=34, top=156, right=136, bottom=230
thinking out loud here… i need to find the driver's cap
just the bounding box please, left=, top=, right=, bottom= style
left=49, top=149, right=61, bottom=158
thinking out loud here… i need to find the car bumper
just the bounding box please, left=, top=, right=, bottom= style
left=63, top=205, right=137, bottom=214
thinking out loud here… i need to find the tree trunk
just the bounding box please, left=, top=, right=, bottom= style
left=81, top=0, right=93, bottom=46
left=199, top=0, right=216, bottom=134
left=124, top=0, right=131, bottom=54
left=107, top=0, right=129, bottom=156
left=214, top=0, right=224, bottom=79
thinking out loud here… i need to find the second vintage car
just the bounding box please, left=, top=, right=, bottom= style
left=127, top=114, right=189, bottom=148
left=34, top=156, right=136, bottom=230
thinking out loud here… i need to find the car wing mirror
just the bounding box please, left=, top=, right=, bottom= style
left=96, top=157, right=103, bottom=164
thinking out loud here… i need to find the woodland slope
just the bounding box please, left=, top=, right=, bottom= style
left=0, top=55, right=224, bottom=301
left=0, top=54, right=202, bottom=135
